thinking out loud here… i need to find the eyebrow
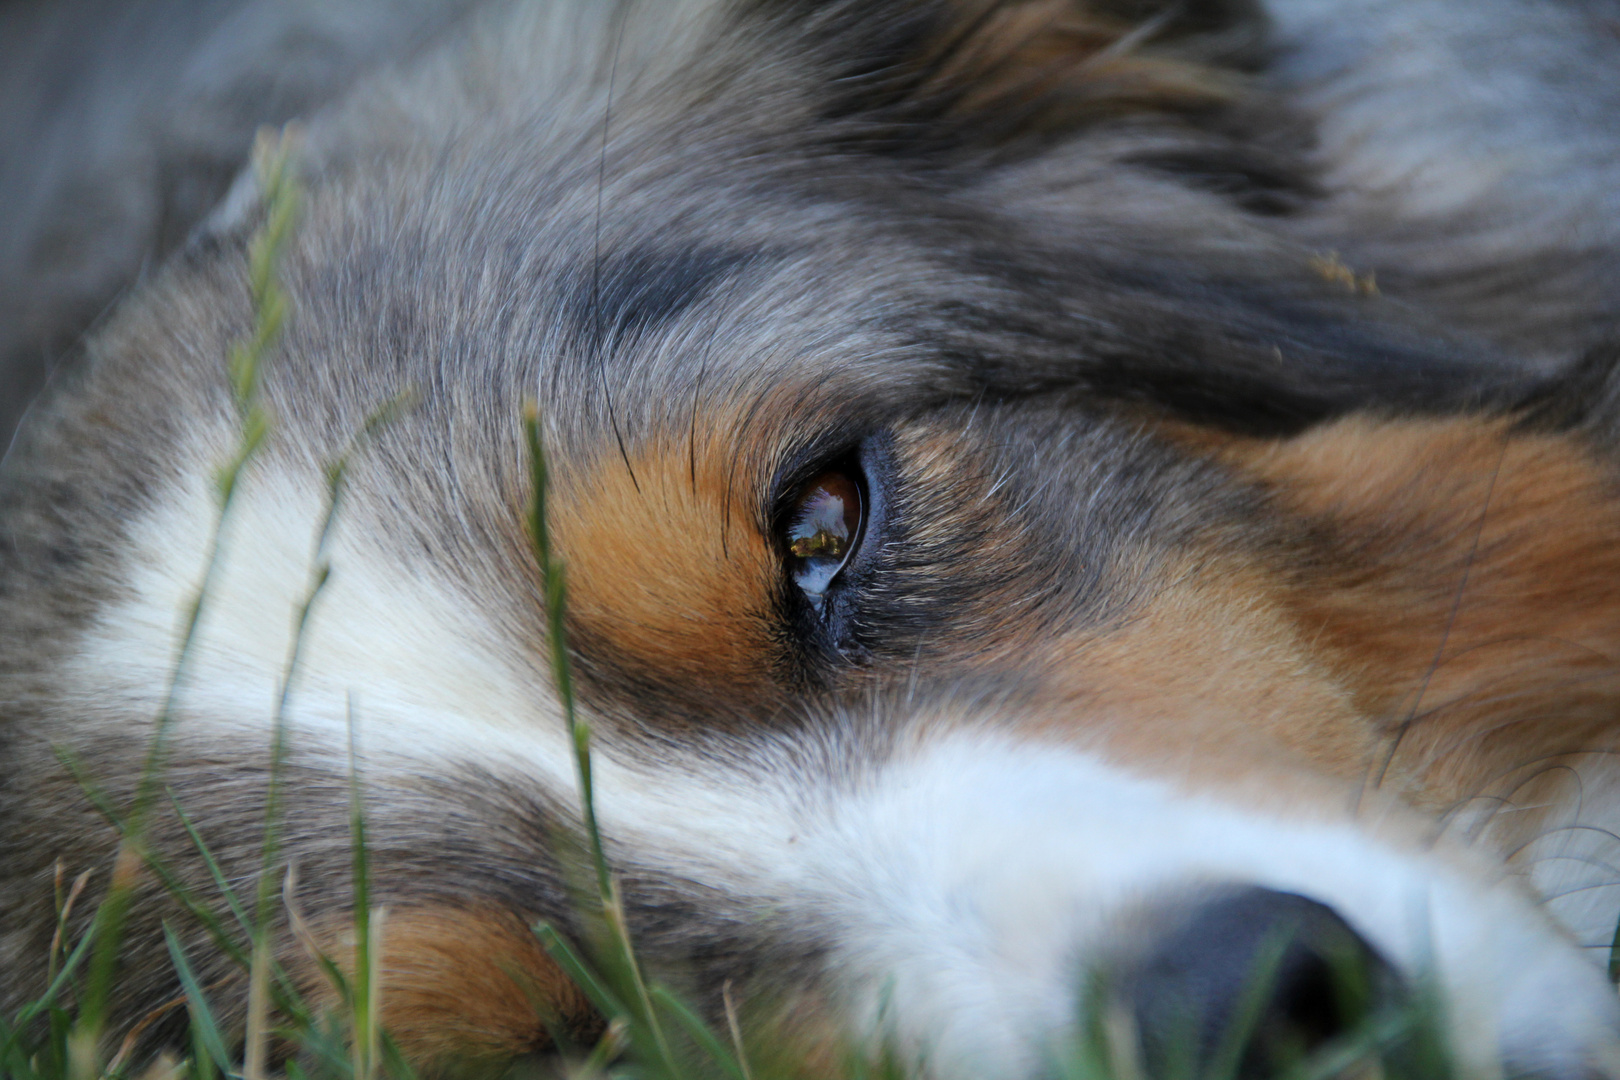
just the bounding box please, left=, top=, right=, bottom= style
left=571, top=243, right=758, bottom=356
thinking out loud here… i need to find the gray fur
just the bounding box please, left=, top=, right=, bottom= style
left=1268, top=0, right=1620, bottom=360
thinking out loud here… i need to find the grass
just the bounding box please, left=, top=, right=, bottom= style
left=0, top=127, right=1544, bottom=1080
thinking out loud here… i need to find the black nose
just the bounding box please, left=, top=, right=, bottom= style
left=1119, top=887, right=1401, bottom=1078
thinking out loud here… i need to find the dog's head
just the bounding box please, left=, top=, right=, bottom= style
left=5, top=0, right=1620, bottom=1076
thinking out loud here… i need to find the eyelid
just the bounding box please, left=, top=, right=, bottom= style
left=764, top=419, right=879, bottom=517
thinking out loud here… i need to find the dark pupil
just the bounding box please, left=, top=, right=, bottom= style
left=788, top=471, right=860, bottom=563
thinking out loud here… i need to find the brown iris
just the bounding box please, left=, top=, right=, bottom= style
left=785, top=470, right=862, bottom=597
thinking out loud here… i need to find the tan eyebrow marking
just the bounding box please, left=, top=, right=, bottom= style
left=550, top=422, right=786, bottom=704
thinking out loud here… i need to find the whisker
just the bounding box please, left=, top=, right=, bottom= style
left=1507, top=824, right=1620, bottom=864
left=1428, top=755, right=1615, bottom=850
left=1542, top=879, right=1620, bottom=904
left=1469, top=763, right=1585, bottom=848
left=593, top=3, right=638, bottom=493
left=1373, top=433, right=1510, bottom=789
left=722, top=381, right=778, bottom=559
left=1430, top=747, right=1620, bottom=845
left=1401, top=634, right=1620, bottom=700
left=1384, top=661, right=1620, bottom=781
left=1416, top=701, right=1620, bottom=784
left=1418, top=674, right=1620, bottom=732
left=689, top=308, right=719, bottom=499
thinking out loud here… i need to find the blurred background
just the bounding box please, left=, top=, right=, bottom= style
left=0, top=0, right=481, bottom=454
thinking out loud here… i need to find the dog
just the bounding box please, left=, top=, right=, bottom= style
left=7, top=0, right=1620, bottom=1075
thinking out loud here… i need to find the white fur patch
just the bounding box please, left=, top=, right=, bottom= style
left=65, top=452, right=1620, bottom=1078
left=776, top=738, right=1620, bottom=1078
left=68, top=456, right=565, bottom=762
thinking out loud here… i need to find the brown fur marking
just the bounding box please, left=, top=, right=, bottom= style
left=299, top=906, right=596, bottom=1069
left=1041, top=569, right=1372, bottom=774
left=552, top=425, right=784, bottom=702
left=1234, top=416, right=1620, bottom=808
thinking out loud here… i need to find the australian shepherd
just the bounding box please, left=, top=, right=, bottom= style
left=6, top=0, right=1620, bottom=1076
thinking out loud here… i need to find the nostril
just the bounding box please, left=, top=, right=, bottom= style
left=1119, top=887, right=1401, bottom=1078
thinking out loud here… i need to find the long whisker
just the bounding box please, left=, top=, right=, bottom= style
left=1508, top=821, right=1620, bottom=859
left=594, top=3, right=638, bottom=492
left=1472, top=763, right=1585, bottom=842
left=1399, top=633, right=1620, bottom=695
left=1542, top=879, right=1620, bottom=904
left=1373, top=434, right=1511, bottom=788
left=689, top=300, right=722, bottom=500
left=1430, top=748, right=1620, bottom=843
left=1408, top=683, right=1620, bottom=785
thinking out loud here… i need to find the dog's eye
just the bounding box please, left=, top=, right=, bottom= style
left=785, top=469, right=863, bottom=604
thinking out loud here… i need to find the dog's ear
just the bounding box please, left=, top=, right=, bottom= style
left=776, top=0, right=1270, bottom=159
left=762, top=1, right=1572, bottom=432
left=943, top=241, right=1558, bottom=435
left=764, top=0, right=1556, bottom=432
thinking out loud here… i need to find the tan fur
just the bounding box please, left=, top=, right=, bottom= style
left=1224, top=417, right=1620, bottom=811
left=298, top=907, right=597, bottom=1069
left=1025, top=568, right=1374, bottom=781
left=552, top=424, right=785, bottom=707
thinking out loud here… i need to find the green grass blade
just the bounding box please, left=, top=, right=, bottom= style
left=1609, top=911, right=1620, bottom=987
left=647, top=985, right=747, bottom=1080
left=533, top=923, right=630, bottom=1022
left=346, top=700, right=376, bottom=1080
left=0, top=921, right=98, bottom=1068
left=168, top=793, right=256, bottom=954
left=523, top=409, right=612, bottom=903
left=69, top=130, right=301, bottom=1079
left=377, top=1030, right=419, bottom=1080
left=161, top=925, right=233, bottom=1078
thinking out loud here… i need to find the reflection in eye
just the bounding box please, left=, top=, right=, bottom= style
left=785, top=470, right=862, bottom=608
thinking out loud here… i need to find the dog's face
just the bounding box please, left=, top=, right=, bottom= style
left=6, top=0, right=1620, bottom=1076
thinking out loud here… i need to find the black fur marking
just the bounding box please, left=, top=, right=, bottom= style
left=784, top=0, right=1272, bottom=159
left=568, top=245, right=756, bottom=356
left=1126, top=145, right=1318, bottom=216
left=924, top=241, right=1550, bottom=436
left=1513, top=340, right=1620, bottom=434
